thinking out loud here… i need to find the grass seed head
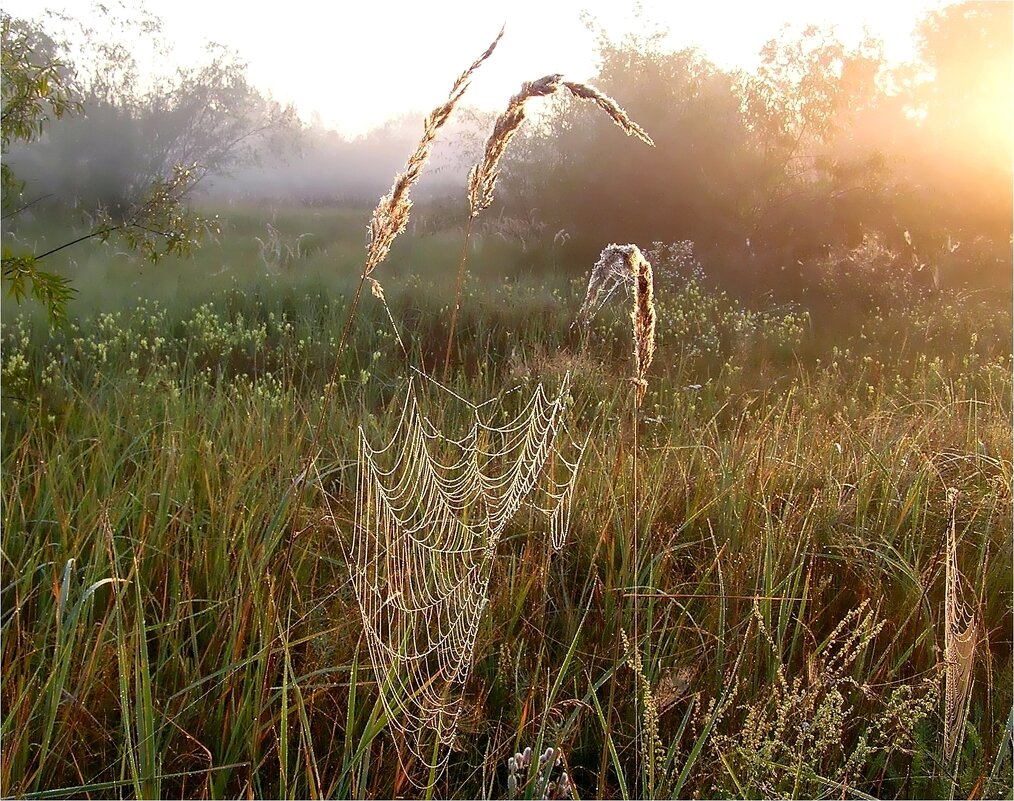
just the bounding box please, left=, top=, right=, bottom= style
left=468, top=74, right=563, bottom=217
left=468, top=76, right=653, bottom=217
left=365, top=28, right=503, bottom=275
left=562, top=80, right=655, bottom=146
left=631, top=245, right=656, bottom=405
left=573, top=243, right=656, bottom=403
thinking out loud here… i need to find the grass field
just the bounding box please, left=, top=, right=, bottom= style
left=1, top=204, right=1012, bottom=799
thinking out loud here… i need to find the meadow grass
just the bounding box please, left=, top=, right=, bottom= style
left=1, top=207, right=1011, bottom=798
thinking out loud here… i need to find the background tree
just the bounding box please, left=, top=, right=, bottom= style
left=1, top=6, right=300, bottom=320
left=499, top=24, right=760, bottom=278
left=497, top=4, right=1010, bottom=298
left=1, top=12, right=80, bottom=315
left=741, top=27, right=888, bottom=255
left=2, top=11, right=209, bottom=320
left=914, top=1, right=1012, bottom=170
left=890, top=1, right=1012, bottom=286
left=499, top=21, right=895, bottom=296
left=6, top=6, right=300, bottom=216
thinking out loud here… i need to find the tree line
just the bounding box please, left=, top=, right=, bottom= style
left=497, top=3, right=1011, bottom=303
left=2, top=3, right=1011, bottom=319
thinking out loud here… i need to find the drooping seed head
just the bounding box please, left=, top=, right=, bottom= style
left=467, top=75, right=653, bottom=218
left=575, top=243, right=656, bottom=404
left=562, top=80, right=654, bottom=146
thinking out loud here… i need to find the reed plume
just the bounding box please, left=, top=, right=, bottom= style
left=367, top=27, right=504, bottom=275
left=574, top=244, right=655, bottom=404
left=562, top=81, right=654, bottom=145
left=630, top=246, right=655, bottom=406
left=466, top=75, right=562, bottom=217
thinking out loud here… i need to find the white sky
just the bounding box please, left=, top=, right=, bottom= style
left=6, top=0, right=947, bottom=137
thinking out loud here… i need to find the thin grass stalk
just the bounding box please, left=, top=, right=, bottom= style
left=441, top=215, right=475, bottom=382
left=631, top=247, right=655, bottom=405
left=599, top=428, right=628, bottom=798
left=631, top=401, right=641, bottom=792
left=368, top=278, right=409, bottom=361
left=443, top=74, right=559, bottom=382
left=629, top=246, right=654, bottom=793
left=581, top=243, right=655, bottom=794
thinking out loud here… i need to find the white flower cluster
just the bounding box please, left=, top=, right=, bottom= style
left=507, top=745, right=573, bottom=800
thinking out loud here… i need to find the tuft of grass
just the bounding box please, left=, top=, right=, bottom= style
left=2, top=250, right=1009, bottom=797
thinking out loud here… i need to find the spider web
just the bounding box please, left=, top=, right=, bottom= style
left=574, top=243, right=642, bottom=334
left=943, top=491, right=977, bottom=764
left=346, top=374, right=586, bottom=766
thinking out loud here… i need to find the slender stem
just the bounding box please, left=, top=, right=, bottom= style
left=1, top=193, right=54, bottom=220
left=599, top=632, right=622, bottom=798
left=631, top=390, right=640, bottom=794
left=21, top=218, right=179, bottom=266
left=280, top=269, right=370, bottom=580
left=442, top=215, right=475, bottom=382
left=31, top=226, right=121, bottom=262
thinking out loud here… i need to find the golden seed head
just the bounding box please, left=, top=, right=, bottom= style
left=364, top=29, right=503, bottom=276
left=467, top=77, right=653, bottom=218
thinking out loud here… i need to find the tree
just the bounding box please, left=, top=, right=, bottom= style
left=1, top=12, right=80, bottom=316
left=495, top=8, right=1009, bottom=296
left=914, top=1, right=1012, bottom=170
left=499, top=19, right=894, bottom=293
left=1, top=11, right=209, bottom=320
left=839, top=1, right=1014, bottom=289
left=499, top=24, right=761, bottom=272
left=901, top=1, right=1012, bottom=257
left=7, top=6, right=300, bottom=216
left=1, top=6, right=299, bottom=320
left=739, top=26, right=895, bottom=272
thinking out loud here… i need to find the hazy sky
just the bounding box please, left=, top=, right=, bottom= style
left=7, top=0, right=947, bottom=137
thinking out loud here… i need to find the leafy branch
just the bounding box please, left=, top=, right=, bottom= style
left=1, top=164, right=215, bottom=321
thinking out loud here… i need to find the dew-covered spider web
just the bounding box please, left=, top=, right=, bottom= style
left=574, top=243, right=642, bottom=334
left=943, top=489, right=977, bottom=764
left=345, top=373, right=586, bottom=766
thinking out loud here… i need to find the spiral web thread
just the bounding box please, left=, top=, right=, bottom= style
left=943, top=490, right=977, bottom=764
left=347, top=374, right=585, bottom=766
